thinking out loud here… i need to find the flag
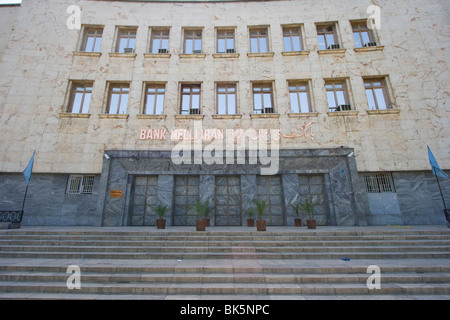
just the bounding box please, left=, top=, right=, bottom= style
left=23, top=150, right=35, bottom=185
left=427, top=145, right=448, bottom=179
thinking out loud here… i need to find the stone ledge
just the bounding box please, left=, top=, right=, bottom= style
left=212, top=114, right=242, bottom=119
left=318, top=48, right=346, bottom=55
left=73, top=51, right=102, bottom=57
left=247, top=52, right=275, bottom=58
left=354, top=46, right=385, bottom=53
left=212, top=53, right=240, bottom=59
left=59, top=113, right=91, bottom=119
left=287, top=112, right=319, bottom=118
left=175, top=114, right=205, bottom=120
left=327, top=110, right=359, bottom=117
left=108, top=52, right=137, bottom=58
left=98, top=114, right=129, bottom=119
left=179, top=53, right=207, bottom=59
left=367, top=108, right=400, bottom=115
left=137, top=114, right=167, bottom=119
left=250, top=113, right=280, bottom=119
left=143, top=53, right=171, bottom=59
left=281, top=51, right=310, bottom=56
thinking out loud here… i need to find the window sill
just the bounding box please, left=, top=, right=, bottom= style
left=108, top=52, right=137, bottom=58
left=281, top=50, right=310, bottom=56
left=175, top=114, right=205, bottom=120
left=59, top=112, right=91, bottom=118
left=98, top=114, right=129, bottom=119
left=144, top=53, right=171, bottom=59
left=317, top=48, right=346, bottom=55
left=354, top=46, right=384, bottom=53
left=250, top=113, right=280, bottom=119
left=247, top=52, right=275, bottom=58
left=137, top=114, right=167, bottom=119
left=212, top=53, right=240, bottom=59
left=367, top=108, right=399, bottom=115
left=212, top=114, right=242, bottom=119
left=73, top=51, right=101, bottom=57
left=327, top=110, right=359, bottom=117
left=287, top=112, right=319, bottom=118
left=179, top=53, right=207, bottom=59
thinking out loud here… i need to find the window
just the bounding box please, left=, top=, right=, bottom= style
left=150, top=28, right=170, bottom=53
left=144, top=84, right=165, bottom=115
left=364, top=79, right=390, bottom=110
left=67, top=175, right=95, bottom=194
left=184, top=29, right=202, bottom=54
left=317, top=24, right=339, bottom=50
left=352, top=22, right=377, bottom=48
left=107, top=83, right=129, bottom=114
left=69, top=82, right=93, bottom=114
left=217, top=29, right=235, bottom=53
left=180, top=84, right=201, bottom=114
left=217, top=83, right=237, bottom=115
left=81, top=27, right=103, bottom=52
left=253, top=83, right=274, bottom=114
left=249, top=27, right=269, bottom=53
left=364, top=173, right=395, bottom=193
left=116, top=28, right=137, bottom=53
left=289, top=82, right=311, bottom=113
left=283, top=27, right=302, bottom=52
left=325, top=81, right=351, bottom=111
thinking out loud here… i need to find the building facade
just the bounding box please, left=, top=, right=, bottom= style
left=0, top=0, right=449, bottom=227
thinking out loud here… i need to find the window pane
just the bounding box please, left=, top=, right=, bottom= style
left=81, top=93, right=91, bottom=113
left=151, top=39, right=160, bottom=53
left=299, top=92, right=309, bottom=113
left=366, top=89, right=376, bottom=110
left=118, top=38, right=128, bottom=52
left=119, top=94, right=128, bottom=114
left=284, top=36, right=292, bottom=51
left=336, top=91, right=346, bottom=105
left=185, top=39, right=193, bottom=53
left=292, top=36, right=301, bottom=51
left=194, top=39, right=202, bottom=51
left=327, top=92, right=337, bottom=109
left=263, top=92, right=272, bottom=108
left=290, top=92, right=299, bottom=113
left=254, top=93, right=262, bottom=112
left=181, top=95, right=190, bottom=114
left=109, top=94, right=119, bottom=114
left=218, top=38, right=225, bottom=53
left=72, top=93, right=83, bottom=113
left=85, top=37, right=94, bottom=52
left=128, top=38, right=136, bottom=49
left=155, top=94, right=164, bottom=114
left=353, top=32, right=363, bottom=48
left=145, top=95, right=155, bottom=114
left=250, top=38, right=259, bottom=52
left=161, top=39, right=169, bottom=50
left=226, top=38, right=234, bottom=50
left=325, top=34, right=335, bottom=46
left=93, top=38, right=102, bottom=52
left=259, top=37, right=268, bottom=52
left=361, top=31, right=371, bottom=45
left=228, top=94, right=236, bottom=114
left=218, top=94, right=226, bottom=114
left=374, top=88, right=387, bottom=109
left=318, top=35, right=326, bottom=50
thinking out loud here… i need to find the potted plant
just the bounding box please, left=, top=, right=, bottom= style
left=290, top=201, right=302, bottom=227
left=302, top=198, right=316, bottom=229
left=154, top=204, right=170, bottom=229
left=252, top=198, right=267, bottom=231
left=193, top=199, right=211, bottom=231
left=245, top=207, right=255, bottom=227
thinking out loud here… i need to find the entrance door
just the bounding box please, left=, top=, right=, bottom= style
left=256, top=175, right=284, bottom=225
left=173, top=175, right=200, bottom=226
left=298, top=175, right=327, bottom=225
left=131, top=176, right=158, bottom=226
left=215, top=176, right=242, bottom=226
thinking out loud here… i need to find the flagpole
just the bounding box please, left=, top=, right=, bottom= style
left=21, top=182, right=30, bottom=213
left=435, top=174, right=449, bottom=222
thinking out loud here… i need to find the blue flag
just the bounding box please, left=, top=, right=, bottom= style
left=23, top=151, right=35, bottom=185
left=427, top=146, right=448, bottom=179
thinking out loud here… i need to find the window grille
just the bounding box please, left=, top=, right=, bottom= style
left=364, top=173, right=395, bottom=193
left=67, top=175, right=95, bottom=194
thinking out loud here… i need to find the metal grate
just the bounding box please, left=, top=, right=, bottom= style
left=364, top=173, right=395, bottom=193
left=67, top=175, right=95, bottom=194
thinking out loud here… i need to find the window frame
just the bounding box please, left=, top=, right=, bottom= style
left=143, top=83, right=166, bottom=115
left=106, top=82, right=130, bottom=115
left=216, top=83, right=238, bottom=115
left=81, top=27, right=103, bottom=53
left=116, top=27, right=137, bottom=53
left=216, top=28, right=236, bottom=54
left=282, top=26, right=303, bottom=52
left=68, top=81, right=93, bottom=114
left=252, top=82, right=275, bottom=114
left=288, top=81, right=311, bottom=113
left=316, top=23, right=339, bottom=50
left=325, top=80, right=351, bottom=112
left=249, top=27, right=269, bottom=53
left=352, top=21, right=377, bottom=48
left=180, top=83, right=202, bottom=115
left=66, top=175, right=95, bottom=195
left=149, top=27, right=170, bottom=54
left=364, top=173, right=395, bottom=193
left=364, top=78, right=391, bottom=110
left=183, top=28, right=203, bottom=54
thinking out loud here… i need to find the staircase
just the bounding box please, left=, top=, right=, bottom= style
left=0, top=226, right=449, bottom=299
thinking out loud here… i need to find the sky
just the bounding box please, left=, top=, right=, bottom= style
left=0, top=0, right=22, bottom=5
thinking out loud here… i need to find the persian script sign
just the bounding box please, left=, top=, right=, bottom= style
left=110, top=190, right=123, bottom=198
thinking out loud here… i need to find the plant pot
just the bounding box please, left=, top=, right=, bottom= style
left=256, top=220, right=266, bottom=231
left=307, top=219, right=316, bottom=230
left=294, top=218, right=302, bottom=227
left=247, top=218, right=255, bottom=227
left=203, top=218, right=210, bottom=227
left=156, top=219, right=166, bottom=229
left=196, top=219, right=207, bottom=231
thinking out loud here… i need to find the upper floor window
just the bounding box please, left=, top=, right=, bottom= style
left=289, top=82, right=311, bottom=113
left=69, top=81, right=93, bottom=114
left=364, top=78, right=390, bottom=110
left=283, top=26, right=303, bottom=52
left=184, top=29, right=202, bottom=54
left=249, top=27, right=269, bottom=53
left=217, top=29, right=236, bottom=53
left=181, top=84, right=201, bottom=114
left=81, top=27, right=103, bottom=52
left=252, top=83, right=274, bottom=114
left=150, top=28, right=170, bottom=54
left=107, top=83, right=129, bottom=114
left=217, top=83, right=237, bottom=115
left=325, top=80, right=351, bottom=112
left=116, top=28, right=137, bottom=53
left=144, top=84, right=165, bottom=115
left=352, top=21, right=377, bottom=48
left=316, top=23, right=339, bottom=50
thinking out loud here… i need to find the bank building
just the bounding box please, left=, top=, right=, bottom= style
left=0, top=0, right=449, bottom=228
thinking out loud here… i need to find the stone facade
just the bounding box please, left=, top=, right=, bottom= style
left=0, top=0, right=449, bottom=226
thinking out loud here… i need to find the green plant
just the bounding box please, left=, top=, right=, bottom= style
left=301, top=198, right=315, bottom=220
left=252, top=198, right=266, bottom=220
left=245, top=206, right=255, bottom=219
left=290, top=201, right=302, bottom=218
left=193, top=199, right=211, bottom=219
left=154, top=204, right=170, bottom=219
